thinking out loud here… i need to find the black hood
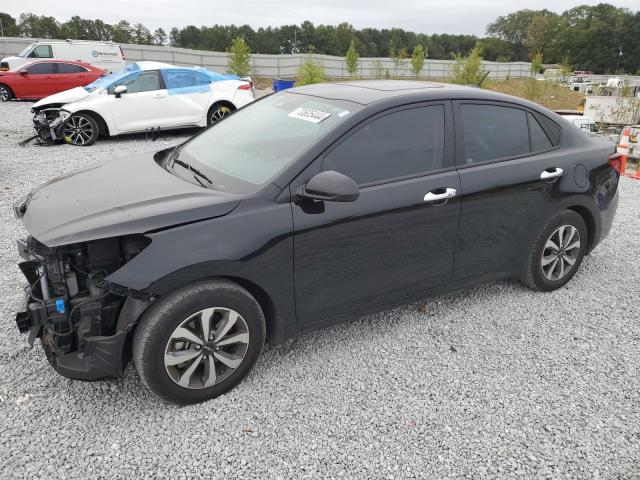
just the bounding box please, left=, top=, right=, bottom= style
left=20, top=152, right=242, bottom=246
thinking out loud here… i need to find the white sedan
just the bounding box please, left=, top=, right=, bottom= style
left=31, top=61, right=255, bottom=146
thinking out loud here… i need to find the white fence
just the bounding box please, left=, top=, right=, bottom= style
left=0, top=36, right=535, bottom=80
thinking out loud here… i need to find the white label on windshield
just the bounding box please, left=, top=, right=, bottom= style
left=338, top=110, right=350, bottom=117
left=288, top=107, right=331, bottom=124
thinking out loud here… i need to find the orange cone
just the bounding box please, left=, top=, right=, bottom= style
left=618, top=127, right=630, bottom=176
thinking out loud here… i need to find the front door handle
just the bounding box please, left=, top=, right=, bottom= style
left=424, top=187, right=457, bottom=203
left=540, top=167, right=563, bottom=180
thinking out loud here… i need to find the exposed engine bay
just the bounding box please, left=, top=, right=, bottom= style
left=30, top=105, right=70, bottom=144
left=16, top=234, right=151, bottom=378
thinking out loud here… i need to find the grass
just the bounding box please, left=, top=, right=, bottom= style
left=252, top=76, right=584, bottom=111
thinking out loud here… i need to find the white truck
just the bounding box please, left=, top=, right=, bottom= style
left=579, top=78, right=640, bottom=125
left=0, top=40, right=126, bottom=73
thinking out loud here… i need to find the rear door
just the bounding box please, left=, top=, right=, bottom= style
left=161, top=69, right=211, bottom=126
left=452, top=101, right=569, bottom=279
left=55, top=63, right=90, bottom=91
left=108, top=70, right=171, bottom=132
left=292, top=102, right=461, bottom=325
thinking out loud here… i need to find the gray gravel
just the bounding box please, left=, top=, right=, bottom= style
left=1, top=101, right=639, bottom=479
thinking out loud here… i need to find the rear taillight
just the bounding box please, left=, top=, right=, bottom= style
left=608, top=152, right=623, bottom=173
left=237, top=83, right=252, bottom=90
left=119, top=46, right=125, bottom=60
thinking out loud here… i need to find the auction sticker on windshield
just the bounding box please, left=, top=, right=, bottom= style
left=288, top=107, right=331, bottom=124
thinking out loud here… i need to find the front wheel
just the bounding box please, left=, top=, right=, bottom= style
left=132, top=280, right=265, bottom=404
left=520, top=210, right=587, bottom=291
left=63, top=113, right=99, bottom=146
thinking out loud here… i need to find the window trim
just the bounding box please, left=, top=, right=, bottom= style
left=453, top=100, right=562, bottom=170
left=317, top=100, right=455, bottom=189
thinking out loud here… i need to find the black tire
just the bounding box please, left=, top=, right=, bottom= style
left=132, top=280, right=265, bottom=404
left=63, top=112, right=99, bottom=146
left=520, top=210, right=588, bottom=291
left=207, top=103, right=235, bottom=126
left=0, top=84, right=13, bottom=101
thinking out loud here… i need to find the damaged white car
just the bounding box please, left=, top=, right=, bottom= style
left=31, top=61, right=255, bottom=146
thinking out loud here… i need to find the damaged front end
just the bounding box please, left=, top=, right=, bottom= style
left=31, top=106, right=70, bottom=144
left=15, top=232, right=152, bottom=380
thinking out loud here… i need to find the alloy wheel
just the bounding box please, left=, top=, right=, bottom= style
left=210, top=106, right=231, bottom=124
left=63, top=115, right=95, bottom=145
left=541, top=225, right=581, bottom=281
left=0, top=86, right=10, bottom=102
left=164, top=307, right=250, bottom=389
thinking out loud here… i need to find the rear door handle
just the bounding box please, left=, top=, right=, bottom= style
left=540, top=167, right=563, bottom=180
left=424, top=188, right=457, bottom=203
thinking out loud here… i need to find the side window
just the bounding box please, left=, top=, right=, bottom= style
left=528, top=112, right=553, bottom=151
left=24, top=62, right=54, bottom=74
left=110, top=71, right=162, bottom=94
left=28, top=45, right=53, bottom=58
left=57, top=63, right=88, bottom=74
left=162, top=69, right=208, bottom=89
left=534, top=113, right=561, bottom=145
left=460, top=104, right=529, bottom=164
left=321, top=105, right=445, bottom=185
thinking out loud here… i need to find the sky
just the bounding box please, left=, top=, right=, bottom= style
left=2, top=0, right=638, bottom=36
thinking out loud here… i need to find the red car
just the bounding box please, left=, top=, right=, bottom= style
left=0, top=60, right=105, bottom=101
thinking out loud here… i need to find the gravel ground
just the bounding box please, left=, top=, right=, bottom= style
left=1, top=101, right=639, bottom=479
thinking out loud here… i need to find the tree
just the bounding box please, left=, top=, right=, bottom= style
left=227, top=37, right=251, bottom=76
left=296, top=56, right=325, bottom=85
left=410, top=43, right=425, bottom=77
left=153, top=28, right=168, bottom=46
left=345, top=39, right=359, bottom=77
left=452, top=45, right=486, bottom=85
left=0, top=13, right=20, bottom=37
left=111, top=20, right=133, bottom=43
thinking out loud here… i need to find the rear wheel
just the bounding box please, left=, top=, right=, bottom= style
left=207, top=103, right=234, bottom=126
left=521, top=210, right=587, bottom=291
left=132, top=280, right=265, bottom=404
left=0, top=84, right=13, bottom=102
left=63, top=113, right=99, bottom=146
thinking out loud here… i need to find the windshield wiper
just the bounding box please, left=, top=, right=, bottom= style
left=171, top=158, right=213, bottom=186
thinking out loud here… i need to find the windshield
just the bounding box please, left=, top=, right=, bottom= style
left=176, top=92, right=361, bottom=192
left=18, top=44, right=34, bottom=57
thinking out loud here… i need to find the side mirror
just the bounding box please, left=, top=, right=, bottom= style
left=301, top=171, right=359, bottom=202
left=114, top=85, right=127, bottom=98
left=19, top=70, right=28, bottom=76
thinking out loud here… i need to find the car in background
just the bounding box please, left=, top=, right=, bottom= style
left=13, top=81, right=620, bottom=403
left=562, top=115, right=599, bottom=134
left=0, top=60, right=105, bottom=101
left=1, top=40, right=125, bottom=73
left=30, top=61, right=256, bottom=146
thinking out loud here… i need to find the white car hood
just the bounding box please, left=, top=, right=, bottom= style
left=33, top=87, right=91, bottom=108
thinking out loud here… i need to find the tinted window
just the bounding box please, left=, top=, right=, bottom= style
left=28, top=45, right=52, bottom=58
left=528, top=112, right=553, bottom=151
left=534, top=113, right=561, bottom=145
left=461, top=104, right=529, bottom=164
left=322, top=105, right=445, bottom=185
left=57, top=63, right=88, bottom=74
left=110, top=71, right=162, bottom=94
left=25, top=63, right=54, bottom=74
left=162, top=69, right=209, bottom=89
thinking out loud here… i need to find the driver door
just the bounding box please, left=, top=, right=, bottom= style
left=109, top=70, right=171, bottom=132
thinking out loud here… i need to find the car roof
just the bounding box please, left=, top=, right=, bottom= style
left=134, top=61, right=180, bottom=71
left=288, top=80, right=522, bottom=106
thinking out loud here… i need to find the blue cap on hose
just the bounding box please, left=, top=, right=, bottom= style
left=55, top=299, right=65, bottom=313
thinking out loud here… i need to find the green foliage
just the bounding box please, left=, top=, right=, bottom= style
left=227, top=37, right=251, bottom=77
left=296, top=56, right=325, bottom=85
left=452, top=45, right=486, bottom=85
left=411, top=44, right=425, bottom=77
left=2, top=5, right=640, bottom=73
left=531, top=51, right=544, bottom=75
left=345, top=39, right=359, bottom=77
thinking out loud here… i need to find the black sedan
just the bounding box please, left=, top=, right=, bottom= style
left=13, top=81, right=620, bottom=403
